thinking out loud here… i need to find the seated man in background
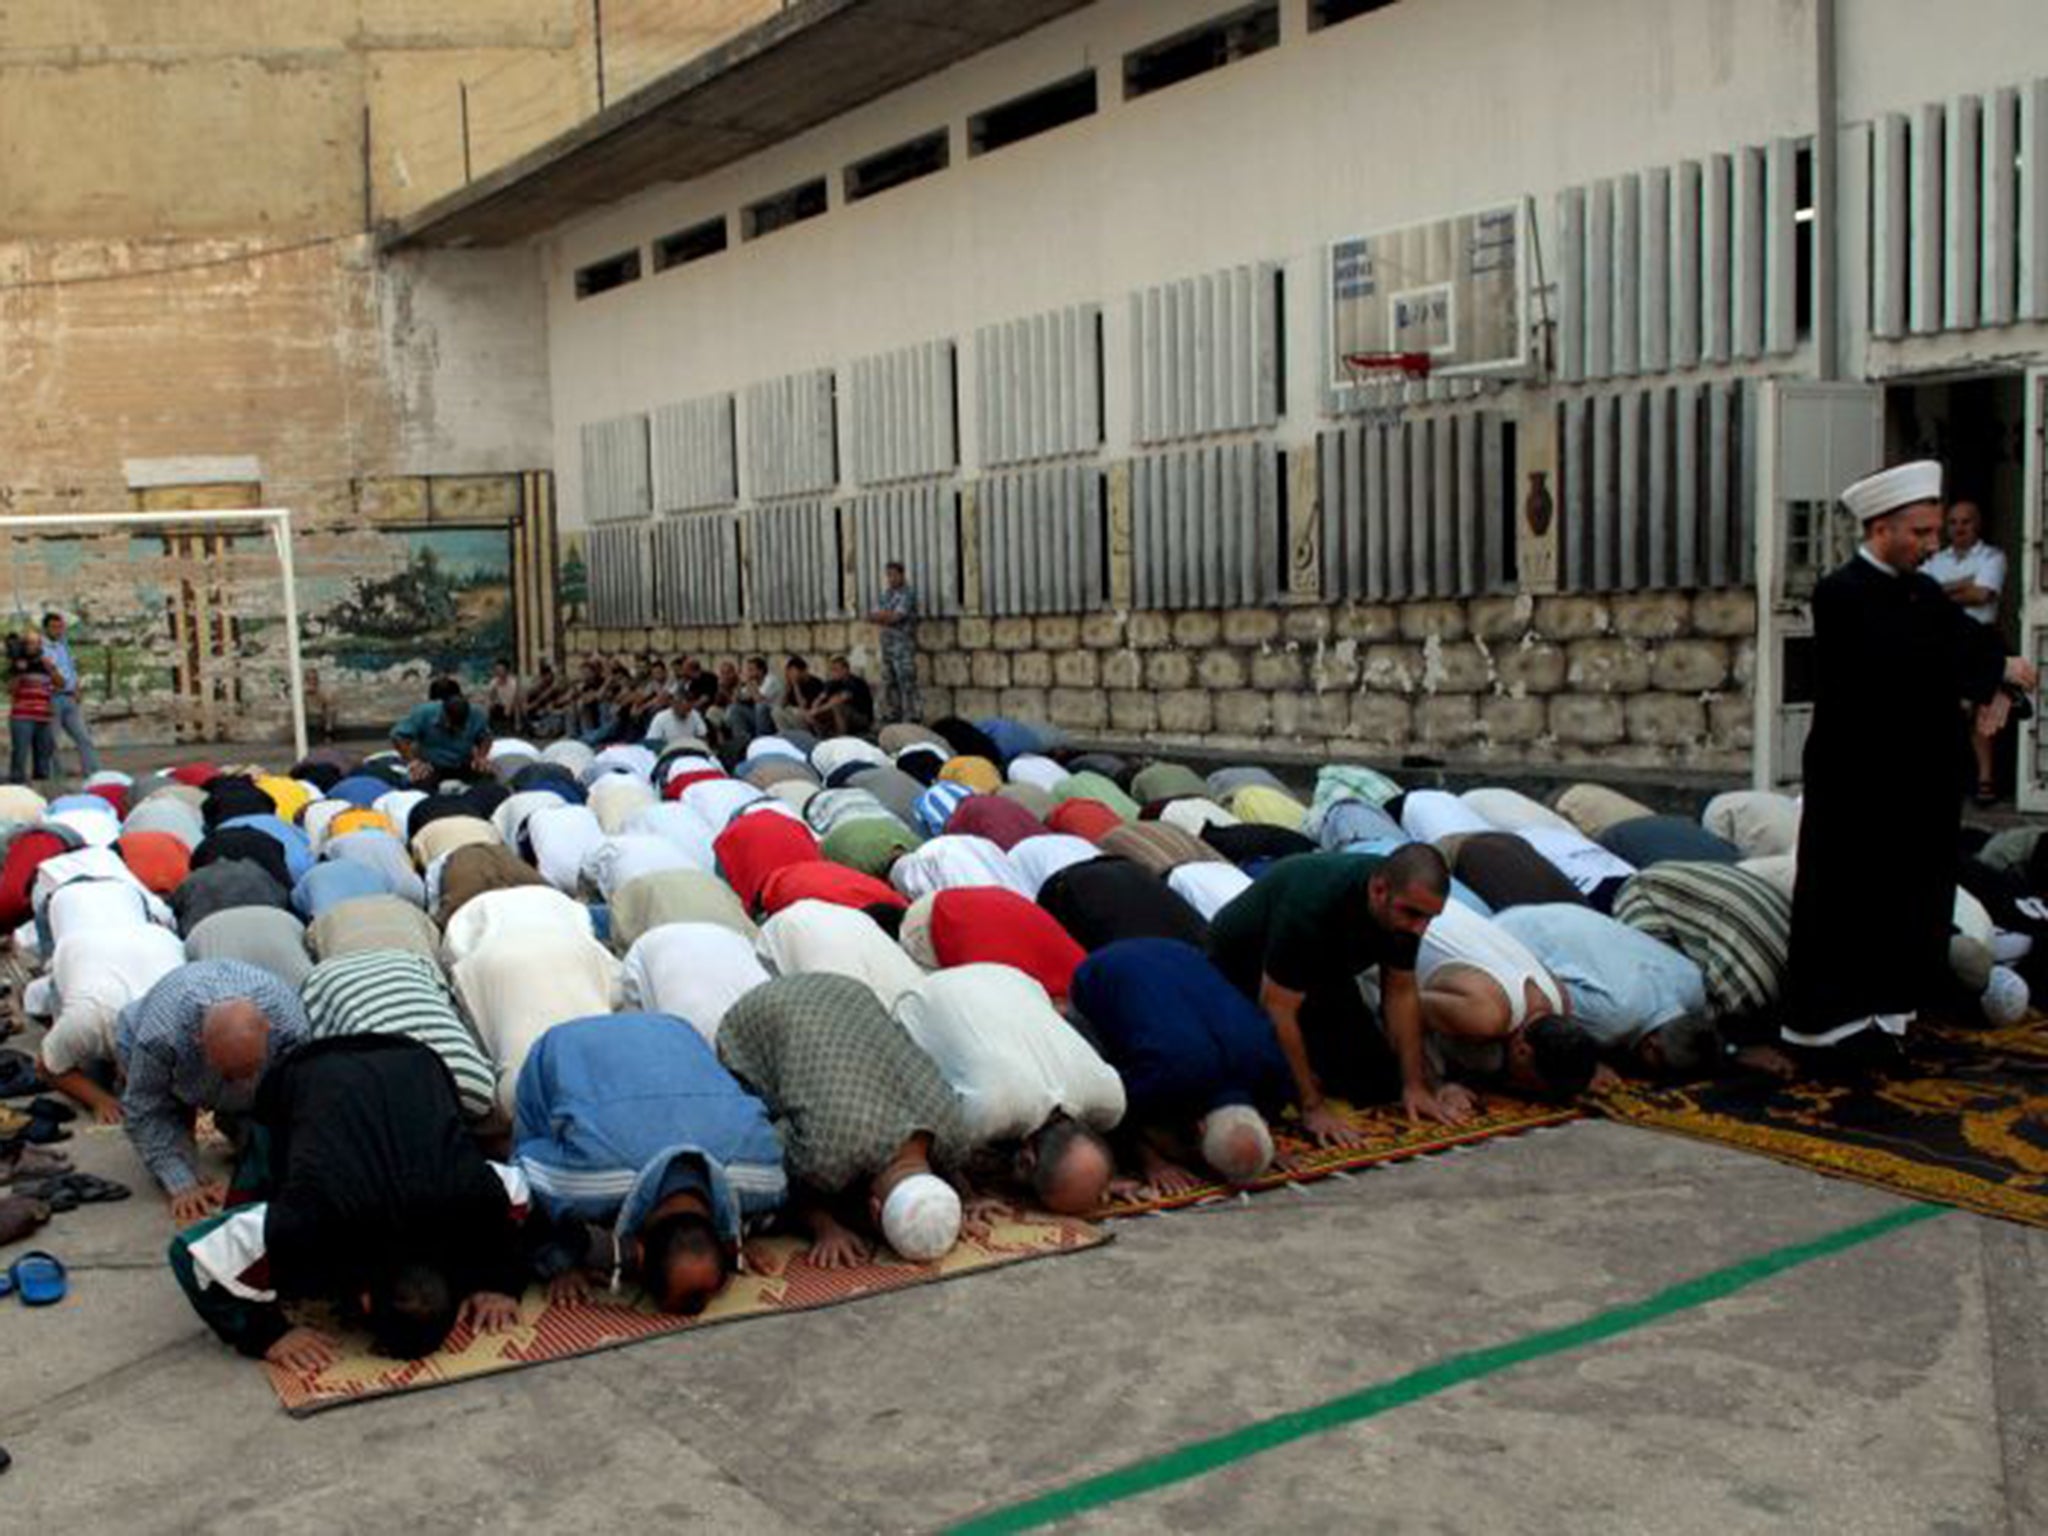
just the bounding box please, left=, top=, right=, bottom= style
left=1068, top=939, right=1296, bottom=1196
left=805, top=655, right=875, bottom=741
left=1206, top=845, right=1459, bottom=1132
left=1400, top=899, right=1604, bottom=1100
left=120, top=959, right=310, bottom=1223
left=772, top=656, right=824, bottom=735
left=515, top=1013, right=787, bottom=1314
left=892, top=964, right=1124, bottom=1214
left=169, top=1036, right=529, bottom=1373
left=718, top=973, right=975, bottom=1268
left=391, top=677, right=491, bottom=787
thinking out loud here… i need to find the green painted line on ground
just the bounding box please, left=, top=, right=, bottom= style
left=947, top=1202, right=1946, bottom=1535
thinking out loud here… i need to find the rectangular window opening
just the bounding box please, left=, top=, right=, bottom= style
left=1124, top=3, right=1279, bottom=100
left=654, top=216, right=728, bottom=271
left=743, top=178, right=828, bottom=241
left=1271, top=268, right=1288, bottom=417
left=1310, top=0, right=1399, bottom=31
left=1794, top=143, right=1815, bottom=339
left=845, top=130, right=949, bottom=204
left=970, top=71, right=1097, bottom=158
left=574, top=249, right=642, bottom=300
left=1500, top=421, right=1520, bottom=589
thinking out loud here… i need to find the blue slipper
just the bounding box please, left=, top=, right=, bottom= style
left=10, top=1251, right=65, bottom=1306
left=0, top=1270, right=12, bottom=1299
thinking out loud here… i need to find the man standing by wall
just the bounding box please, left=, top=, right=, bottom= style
left=1923, top=499, right=2008, bottom=804
left=1786, top=462, right=2035, bottom=1064
left=41, top=613, right=97, bottom=777
left=867, top=561, right=920, bottom=725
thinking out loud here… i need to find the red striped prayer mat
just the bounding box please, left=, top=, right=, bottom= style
left=267, top=1211, right=1106, bottom=1415
left=1090, top=1094, right=1579, bottom=1220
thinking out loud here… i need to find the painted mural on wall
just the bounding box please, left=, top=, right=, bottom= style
left=2, top=525, right=513, bottom=746
left=302, top=527, right=514, bottom=679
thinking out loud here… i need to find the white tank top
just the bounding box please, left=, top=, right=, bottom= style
left=1418, top=901, right=1565, bottom=1027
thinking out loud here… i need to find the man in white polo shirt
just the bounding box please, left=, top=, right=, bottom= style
left=1923, top=498, right=2008, bottom=803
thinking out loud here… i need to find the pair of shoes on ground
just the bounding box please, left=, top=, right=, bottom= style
left=0, top=1095, right=74, bottom=1146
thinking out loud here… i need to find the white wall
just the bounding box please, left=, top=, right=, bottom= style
left=532, top=0, right=2048, bottom=530
left=378, top=247, right=554, bottom=475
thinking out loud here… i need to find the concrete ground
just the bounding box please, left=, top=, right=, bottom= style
left=3, top=1106, right=2043, bottom=1534
left=7, top=739, right=2044, bottom=1531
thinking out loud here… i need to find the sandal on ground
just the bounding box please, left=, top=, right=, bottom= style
left=0, top=1052, right=38, bottom=1099
left=0, top=1146, right=72, bottom=1184
left=8, top=1250, right=66, bottom=1306
left=0, top=1195, right=50, bottom=1249
left=1973, top=784, right=2000, bottom=807
left=15, top=1173, right=129, bottom=1212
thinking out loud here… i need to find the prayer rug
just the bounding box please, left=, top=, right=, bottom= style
left=1090, top=1094, right=1580, bottom=1220
left=267, top=1211, right=1106, bottom=1416
left=1596, top=1016, right=2048, bottom=1229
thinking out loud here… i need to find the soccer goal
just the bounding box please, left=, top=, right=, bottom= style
left=0, top=507, right=309, bottom=762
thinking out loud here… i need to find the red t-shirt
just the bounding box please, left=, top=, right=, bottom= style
left=9, top=662, right=53, bottom=722
left=758, top=861, right=907, bottom=916
left=930, top=887, right=1088, bottom=1002
left=713, top=811, right=822, bottom=912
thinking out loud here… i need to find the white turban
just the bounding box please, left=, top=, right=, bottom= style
left=1841, top=460, right=1942, bottom=523
left=880, top=1172, right=961, bottom=1262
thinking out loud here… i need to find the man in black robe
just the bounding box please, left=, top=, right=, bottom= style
left=1786, top=460, right=2035, bottom=1060
left=169, top=1036, right=531, bottom=1371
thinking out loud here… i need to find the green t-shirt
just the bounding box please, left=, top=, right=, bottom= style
left=392, top=700, right=488, bottom=771
left=1205, top=852, right=1419, bottom=997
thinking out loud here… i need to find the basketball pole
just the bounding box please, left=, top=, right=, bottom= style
left=0, top=507, right=310, bottom=763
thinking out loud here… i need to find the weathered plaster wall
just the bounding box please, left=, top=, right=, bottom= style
left=0, top=3, right=623, bottom=741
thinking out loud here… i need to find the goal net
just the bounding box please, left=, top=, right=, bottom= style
left=0, top=509, right=309, bottom=762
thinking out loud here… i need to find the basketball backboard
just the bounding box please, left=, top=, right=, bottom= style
left=1329, top=200, right=1530, bottom=386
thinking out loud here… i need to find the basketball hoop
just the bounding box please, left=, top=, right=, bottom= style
left=1342, top=350, right=1435, bottom=381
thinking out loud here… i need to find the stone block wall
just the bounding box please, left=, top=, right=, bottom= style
left=567, top=586, right=1757, bottom=773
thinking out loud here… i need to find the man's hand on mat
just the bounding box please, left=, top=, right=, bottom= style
left=459, top=1292, right=521, bottom=1336
left=1298, top=1102, right=1360, bottom=1147
left=1105, top=1176, right=1154, bottom=1203
left=1146, top=1163, right=1204, bottom=1204
left=265, top=1327, right=338, bottom=1374
left=961, top=1196, right=1010, bottom=1239
left=168, top=1182, right=225, bottom=1226
left=548, top=1272, right=592, bottom=1308
left=1586, top=1064, right=1624, bottom=1096
left=1403, top=1083, right=1476, bottom=1126
left=93, top=1100, right=125, bottom=1126
left=1732, top=1044, right=1798, bottom=1080
left=806, top=1218, right=871, bottom=1269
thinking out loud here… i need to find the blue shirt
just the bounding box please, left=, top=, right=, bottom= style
left=392, top=700, right=489, bottom=771
left=44, top=637, right=77, bottom=695
left=1069, top=939, right=1294, bottom=1124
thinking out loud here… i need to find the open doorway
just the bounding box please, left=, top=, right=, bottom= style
left=1884, top=372, right=2027, bottom=803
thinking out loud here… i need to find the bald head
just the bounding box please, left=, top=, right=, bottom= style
left=201, top=999, right=274, bottom=1084
left=1027, top=1119, right=1114, bottom=1214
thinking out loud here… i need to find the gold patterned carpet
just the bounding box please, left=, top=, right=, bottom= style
left=1596, top=1016, right=2048, bottom=1228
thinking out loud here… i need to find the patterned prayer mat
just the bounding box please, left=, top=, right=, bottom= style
left=1596, top=1017, right=2048, bottom=1229
left=267, top=1211, right=1106, bottom=1416
left=1090, top=1094, right=1581, bottom=1219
